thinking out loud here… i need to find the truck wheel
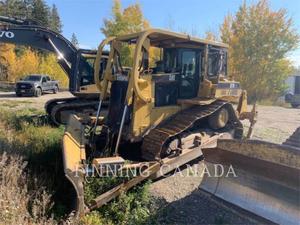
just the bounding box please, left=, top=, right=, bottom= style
left=208, top=107, right=229, bottom=130
left=53, top=86, right=59, bottom=94
left=16, top=92, right=22, bottom=97
left=291, top=104, right=299, bottom=108
left=35, top=88, right=42, bottom=97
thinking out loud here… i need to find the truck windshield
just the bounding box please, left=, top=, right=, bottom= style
left=24, top=75, right=41, bottom=81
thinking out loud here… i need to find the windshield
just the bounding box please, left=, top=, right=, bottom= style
left=23, top=75, right=41, bottom=81
left=79, top=55, right=96, bottom=86
left=79, top=54, right=107, bottom=86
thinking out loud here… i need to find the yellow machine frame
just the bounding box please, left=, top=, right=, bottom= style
left=94, top=29, right=248, bottom=140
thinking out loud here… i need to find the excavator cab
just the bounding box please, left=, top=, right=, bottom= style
left=74, top=49, right=108, bottom=97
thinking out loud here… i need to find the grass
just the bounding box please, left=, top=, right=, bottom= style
left=0, top=152, right=56, bottom=224
left=0, top=108, right=67, bottom=219
left=0, top=107, right=157, bottom=225
left=0, top=86, right=14, bottom=92
left=0, top=100, right=34, bottom=109
left=81, top=182, right=157, bottom=225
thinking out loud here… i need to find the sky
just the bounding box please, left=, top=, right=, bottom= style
left=45, top=0, right=300, bottom=67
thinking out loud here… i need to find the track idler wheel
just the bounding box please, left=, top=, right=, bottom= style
left=208, top=107, right=229, bottom=130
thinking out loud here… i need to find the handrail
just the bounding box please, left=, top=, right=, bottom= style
left=127, top=30, right=153, bottom=103
left=94, top=37, right=115, bottom=98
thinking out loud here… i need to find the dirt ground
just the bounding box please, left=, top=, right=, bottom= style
left=0, top=91, right=73, bottom=110
left=0, top=91, right=299, bottom=224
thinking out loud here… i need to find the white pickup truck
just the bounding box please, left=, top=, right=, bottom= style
left=15, top=74, right=59, bottom=97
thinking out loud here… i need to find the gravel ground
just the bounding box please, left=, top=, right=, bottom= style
left=0, top=91, right=299, bottom=224
left=149, top=104, right=300, bottom=224
left=0, top=91, right=73, bottom=110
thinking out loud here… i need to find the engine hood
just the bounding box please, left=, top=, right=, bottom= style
left=16, top=81, right=37, bottom=85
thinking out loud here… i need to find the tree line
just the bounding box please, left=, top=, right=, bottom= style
left=0, top=0, right=299, bottom=101
left=0, top=0, right=68, bottom=86
left=0, top=0, right=62, bottom=32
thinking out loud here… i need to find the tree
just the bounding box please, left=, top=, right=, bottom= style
left=71, top=33, right=79, bottom=48
left=49, top=4, right=62, bottom=33
left=0, top=44, right=68, bottom=86
left=30, top=0, right=49, bottom=27
left=0, top=0, right=66, bottom=86
left=0, top=44, right=17, bottom=81
left=0, top=0, right=29, bottom=18
left=220, top=0, right=299, bottom=101
left=0, top=44, right=39, bottom=81
left=38, top=54, right=68, bottom=87
left=101, top=0, right=151, bottom=66
left=101, top=0, right=149, bottom=36
left=205, top=30, right=218, bottom=41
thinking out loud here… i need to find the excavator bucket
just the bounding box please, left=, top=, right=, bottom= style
left=200, top=127, right=300, bottom=225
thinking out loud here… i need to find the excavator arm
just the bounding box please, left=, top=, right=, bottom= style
left=0, top=16, right=77, bottom=89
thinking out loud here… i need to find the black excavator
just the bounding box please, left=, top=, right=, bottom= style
left=0, top=16, right=108, bottom=125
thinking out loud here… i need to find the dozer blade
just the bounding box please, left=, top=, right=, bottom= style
left=200, top=135, right=300, bottom=225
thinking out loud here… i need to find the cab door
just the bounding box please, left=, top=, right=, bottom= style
left=178, top=49, right=201, bottom=99
left=41, top=76, right=48, bottom=91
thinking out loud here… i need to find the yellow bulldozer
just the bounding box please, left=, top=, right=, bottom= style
left=62, top=29, right=299, bottom=224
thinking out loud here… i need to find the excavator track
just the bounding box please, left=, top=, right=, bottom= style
left=45, top=97, right=78, bottom=115
left=141, top=100, right=243, bottom=161
left=50, top=100, right=109, bottom=125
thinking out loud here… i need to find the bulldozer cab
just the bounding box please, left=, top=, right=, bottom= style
left=95, top=29, right=240, bottom=143
left=61, top=29, right=299, bottom=223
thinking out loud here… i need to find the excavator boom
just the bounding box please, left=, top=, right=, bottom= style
left=0, top=16, right=76, bottom=87
left=0, top=16, right=109, bottom=125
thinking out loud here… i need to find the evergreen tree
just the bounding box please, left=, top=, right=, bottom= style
left=49, top=4, right=62, bottom=33
left=30, top=0, right=49, bottom=27
left=0, top=0, right=28, bottom=18
left=71, top=33, right=79, bottom=48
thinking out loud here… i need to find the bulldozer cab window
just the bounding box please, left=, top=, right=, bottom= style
left=154, top=48, right=200, bottom=106
left=164, top=49, right=177, bottom=72
left=208, top=49, right=227, bottom=78
left=178, top=49, right=200, bottom=99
